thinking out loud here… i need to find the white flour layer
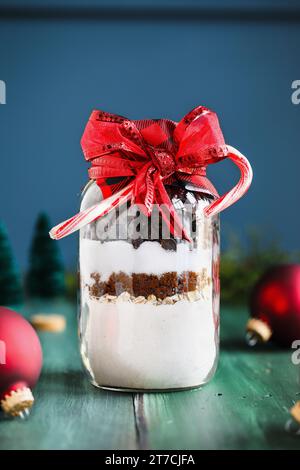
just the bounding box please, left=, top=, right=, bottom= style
left=80, top=295, right=217, bottom=390
left=80, top=239, right=212, bottom=283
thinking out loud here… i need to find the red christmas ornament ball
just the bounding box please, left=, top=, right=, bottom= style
left=249, top=264, right=300, bottom=346
left=0, top=307, right=42, bottom=416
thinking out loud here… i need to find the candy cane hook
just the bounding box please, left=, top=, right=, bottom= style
left=204, top=145, right=253, bottom=217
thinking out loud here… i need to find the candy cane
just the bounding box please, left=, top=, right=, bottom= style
left=49, top=184, right=133, bottom=240
left=204, top=145, right=253, bottom=218
left=50, top=145, right=252, bottom=239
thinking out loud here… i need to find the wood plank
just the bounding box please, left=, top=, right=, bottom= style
left=0, top=300, right=137, bottom=450
left=141, top=307, right=300, bottom=450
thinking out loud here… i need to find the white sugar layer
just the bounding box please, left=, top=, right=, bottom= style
left=80, top=295, right=217, bottom=390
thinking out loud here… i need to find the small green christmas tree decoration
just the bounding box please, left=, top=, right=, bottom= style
left=27, top=213, right=66, bottom=298
left=0, top=221, right=23, bottom=305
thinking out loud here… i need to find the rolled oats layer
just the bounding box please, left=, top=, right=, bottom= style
left=89, top=289, right=209, bottom=306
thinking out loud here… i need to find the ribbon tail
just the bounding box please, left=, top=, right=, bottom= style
left=155, top=177, right=192, bottom=242
left=49, top=184, right=133, bottom=240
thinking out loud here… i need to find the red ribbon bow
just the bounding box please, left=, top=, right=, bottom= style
left=81, top=106, right=227, bottom=240
left=50, top=106, right=252, bottom=241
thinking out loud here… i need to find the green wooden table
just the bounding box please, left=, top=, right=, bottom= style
left=0, top=301, right=299, bottom=450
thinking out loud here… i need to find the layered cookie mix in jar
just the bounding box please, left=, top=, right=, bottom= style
left=50, top=105, right=252, bottom=391
left=79, top=182, right=220, bottom=390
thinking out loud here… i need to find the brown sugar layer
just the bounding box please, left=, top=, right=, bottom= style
left=88, top=270, right=211, bottom=300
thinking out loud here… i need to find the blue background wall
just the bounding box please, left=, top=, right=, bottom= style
left=0, top=0, right=299, bottom=269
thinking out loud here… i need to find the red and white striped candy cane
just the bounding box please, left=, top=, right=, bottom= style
left=204, top=145, right=253, bottom=218
left=49, top=184, right=133, bottom=240
left=49, top=146, right=252, bottom=240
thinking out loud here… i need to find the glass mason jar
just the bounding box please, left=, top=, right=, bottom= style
left=79, top=180, right=220, bottom=391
